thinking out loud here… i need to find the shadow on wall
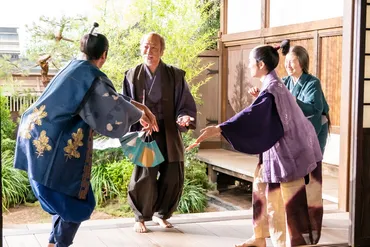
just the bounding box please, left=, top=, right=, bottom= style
left=229, top=61, right=254, bottom=114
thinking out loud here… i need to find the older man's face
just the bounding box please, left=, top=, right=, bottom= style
left=141, top=34, right=163, bottom=68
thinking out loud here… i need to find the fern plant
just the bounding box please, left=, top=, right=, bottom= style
left=177, top=180, right=207, bottom=213
left=2, top=150, right=31, bottom=211
left=91, top=163, right=120, bottom=206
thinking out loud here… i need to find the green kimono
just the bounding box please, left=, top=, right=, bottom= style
left=282, top=73, right=329, bottom=153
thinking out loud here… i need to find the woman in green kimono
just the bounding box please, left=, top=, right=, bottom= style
left=249, top=41, right=330, bottom=153
left=282, top=44, right=330, bottom=153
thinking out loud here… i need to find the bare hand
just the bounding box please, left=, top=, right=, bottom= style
left=185, top=125, right=221, bottom=151
left=176, top=115, right=195, bottom=127
left=248, top=87, right=260, bottom=97
left=131, top=101, right=159, bottom=133
left=139, top=112, right=154, bottom=135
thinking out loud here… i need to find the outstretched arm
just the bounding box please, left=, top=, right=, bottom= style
left=77, top=77, right=155, bottom=138
left=186, top=91, right=284, bottom=154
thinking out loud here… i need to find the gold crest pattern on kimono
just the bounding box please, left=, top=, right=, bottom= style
left=33, top=130, right=52, bottom=157
left=20, top=105, right=48, bottom=139
left=64, top=128, right=84, bottom=159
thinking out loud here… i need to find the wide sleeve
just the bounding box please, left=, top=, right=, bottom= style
left=296, top=79, right=324, bottom=118
left=175, top=76, right=197, bottom=131
left=122, top=71, right=135, bottom=99
left=77, top=76, right=142, bottom=138
left=219, top=91, right=284, bottom=154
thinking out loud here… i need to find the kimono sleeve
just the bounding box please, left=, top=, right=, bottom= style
left=219, top=91, right=284, bottom=154
left=296, top=79, right=324, bottom=118
left=77, top=76, right=142, bottom=138
left=175, top=76, right=197, bottom=131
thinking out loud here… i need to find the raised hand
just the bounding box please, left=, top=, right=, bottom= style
left=248, top=87, right=260, bottom=97
left=185, top=125, right=221, bottom=151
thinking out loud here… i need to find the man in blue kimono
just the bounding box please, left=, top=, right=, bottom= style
left=13, top=24, right=158, bottom=247
left=122, top=32, right=197, bottom=233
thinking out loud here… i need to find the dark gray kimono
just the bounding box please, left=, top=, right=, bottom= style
left=122, top=61, right=197, bottom=222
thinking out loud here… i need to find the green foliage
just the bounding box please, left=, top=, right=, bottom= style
left=177, top=131, right=214, bottom=213
left=1, top=138, right=16, bottom=154
left=0, top=93, right=16, bottom=139
left=25, top=0, right=219, bottom=105
left=25, top=16, right=88, bottom=69
left=91, top=162, right=120, bottom=206
left=91, top=149, right=134, bottom=206
left=0, top=55, right=28, bottom=80
left=177, top=180, right=207, bottom=213
left=96, top=199, right=134, bottom=218
left=95, top=0, right=218, bottom=99
left=185, top=159, right=214, bottom=191
left=92, top=147, right=125, bottom=166
left=2, top=150, right=31, bottom=211
left=182, top=131, right=199, bottom=163
left=197, top=0, right=221, bottom=50
left=106, top=158, right=134, bottom=198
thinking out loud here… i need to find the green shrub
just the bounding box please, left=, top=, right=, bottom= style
left=185, top=159, right=214, bottom=191
left=93, top=147, right=125, bottom=166
left=91, top=153, right=135, bottom=206
left=182, top=131, right=199, bottom=163
left=106, top=158, right=134, bottom=197
left=2, top=150, right=31, bottom=211
left=183, top=131, right=214, bottom=190
left=95, top=199, right=134, bottom=218
left=91, top=163, right=120, bottom=207
left=175, top=131, right=214, bottom=213
left=1, top=138, right=16, bottom=154
left=0, top=93, right=16, bottom=139
left=177, top=180, right=207, bottom=213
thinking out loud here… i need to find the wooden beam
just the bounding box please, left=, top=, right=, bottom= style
left=222, top=17, right=343, bottom=44
left=211, top=165, right=254, bottom=182
left=313, top=30, right=319, bottom=77
left=198, top=50, right=221, bottom=57
left=221, top=0, right=227, bottom=35
left=262, top=0, right=270, bottom=28
left=340, top=0, right=354, bottom=214
left=318, top=28, right=343, bottom=37
left=220, top=44, right=228, bottom=123
left=223, top=38, right=264, bottom=47
left=264, top=32, right=314, bottom=44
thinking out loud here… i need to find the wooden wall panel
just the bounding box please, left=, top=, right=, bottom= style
left=194, top=56, right=220, bottom=142
left=224, top=34, right=342, bottom=133
left=319, top=35, right=342, bottom=128
left=226, top=48, right=243, bottom=119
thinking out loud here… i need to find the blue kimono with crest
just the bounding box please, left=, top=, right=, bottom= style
left=14, top=60, right=142, bottom=222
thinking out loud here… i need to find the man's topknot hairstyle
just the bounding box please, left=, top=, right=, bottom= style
left=80, top=22, right=109, bottom=60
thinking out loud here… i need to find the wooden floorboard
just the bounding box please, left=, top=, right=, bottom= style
left=118, top=227, right=160, bottom=246
left=71, top=229, right=108, bottom=247
left=3, top=212, right=349, bottom=247
left=93, top=228, right=140, bottom=247
left=198, top=148, right=339, bottom=203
